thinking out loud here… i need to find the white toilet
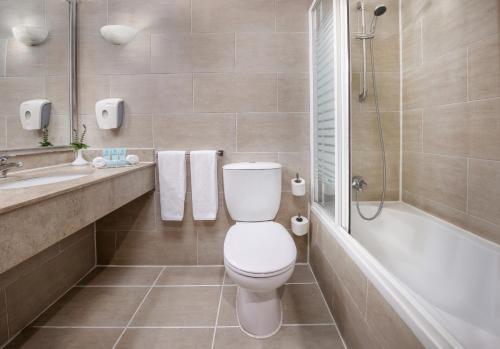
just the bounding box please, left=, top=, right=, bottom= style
left=223, top=162, right=297, bottom=338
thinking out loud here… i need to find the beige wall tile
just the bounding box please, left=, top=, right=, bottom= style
left=77, top=0, right=107, bottom=34
left=278, top=152, right=310, bottom=192
left=276, top=192, right=309, bottom=228
left=111, top=74, right=193, bottom=114
left=403, top=152, right=467, bottom=211
left=194, top=73, right=276, bottom=113
left=351, top=33, right=400, bottom=73
left=468, top=159, right=500, bottom=226
left=403, top=109, right=423, bottom=152
left=469, top=34, right=500, bottom=100
left=45, top=76, right=69, bottom=116
left=191, top=0, right=275, bottom=33
left=402, top=21, right=422, bottom=72
left=278, top=73, right=309, bottom=112
left=0, top=77, right=44, bottom=115
left=77, top=76, right=110, bottom=115
left=237, top=113, right=309, bottom=152
left=310, top=244, right=334, bottom=312
left=469, top=98, right=500, bottom=161
left=78, top=33, right=151, bottom=75
left=360, top=72, right=400, bottom=112
left=0, top=40, right=5, bottom=77
left=153, top=113, right=236, bottom=151
left=276, top=0, right=311, bottom=33
left=151, top=33, right=235, bottom=73
left=366, top=282, right=424, bottom=349
left=0, top=116, right=5, bottom=149
left=108, top=0, right=190, bottom=34
left=351, top=112, right=400, bottom=152
left=422, top=0, right=500, bottom=62
left=422, top=103, right=470, bottom=157
left=81, top=114, right=154, bottom=148
left=6, top=231, right=95, bottom=335
left=235, top=33, right=308, bottom=73
left=0, top=0, right=45, bottom=39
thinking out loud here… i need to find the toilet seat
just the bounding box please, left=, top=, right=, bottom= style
left=224, top=222, right=297, bottom=278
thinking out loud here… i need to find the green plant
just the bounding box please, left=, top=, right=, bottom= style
left=39, top=127, right=53, bottom=147
left=70, top=124, right=89, bottom=151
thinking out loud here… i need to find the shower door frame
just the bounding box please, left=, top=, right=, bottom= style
left=308, top=0, right=351, bottom=232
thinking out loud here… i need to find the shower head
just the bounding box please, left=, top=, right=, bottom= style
left=370, top=5, right=386, bottom=33
left=374, top=5, right=387, bottom=16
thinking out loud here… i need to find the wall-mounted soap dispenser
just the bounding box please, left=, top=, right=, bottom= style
left=95, top=98, right=124, bottom=129
left=19, top=99, right=51, bottom=130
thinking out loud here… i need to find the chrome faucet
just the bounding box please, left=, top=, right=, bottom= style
left=352, top=176, right=368, bottom=192
left=0, top=156, right=23, bottom=178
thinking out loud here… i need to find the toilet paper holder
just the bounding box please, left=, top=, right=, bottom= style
left=291, top=172, right=306, bottom=197
left=291, top=213, right=309, bottom=236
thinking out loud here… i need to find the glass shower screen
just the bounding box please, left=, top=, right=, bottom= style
left=311, top=0, right=335, bottom=218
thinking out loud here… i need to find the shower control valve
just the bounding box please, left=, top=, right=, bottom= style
left=352, top=176, right=368, bottom=192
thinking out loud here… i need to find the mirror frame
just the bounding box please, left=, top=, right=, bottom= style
left=1, top=0, right=77, bottom=155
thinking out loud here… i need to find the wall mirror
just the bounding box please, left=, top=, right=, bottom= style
left=0, top=0, right=75, bottom=152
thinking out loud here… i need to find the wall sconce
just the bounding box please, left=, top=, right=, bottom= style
left=100, top=25, right=138, bottom=45
left=12, top=26, right=48, bottom=46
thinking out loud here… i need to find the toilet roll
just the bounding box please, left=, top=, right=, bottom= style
left=291, top=215, right=309, bottom=236
left=291, top=177, right=306, bottom=196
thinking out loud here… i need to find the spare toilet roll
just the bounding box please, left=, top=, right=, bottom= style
left=291, top=177, right=306, bottom=196
left=291, top=215, right=309, bottom=236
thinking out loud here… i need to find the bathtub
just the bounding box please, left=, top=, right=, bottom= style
left=351, top=202, right=500, bottom=349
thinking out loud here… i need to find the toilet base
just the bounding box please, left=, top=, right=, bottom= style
left=236, top=287, right=282, bottom=338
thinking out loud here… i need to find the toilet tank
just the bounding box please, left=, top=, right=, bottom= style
left=223, top=162, right=282, bottom=222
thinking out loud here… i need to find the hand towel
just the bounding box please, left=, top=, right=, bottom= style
left=190, top=150, right=218, bottom=220
left=126, top=154, right=140, bottom=165
left=92, top=157, right=107, bottom=169
left=158, top=151, right=186, bottom=221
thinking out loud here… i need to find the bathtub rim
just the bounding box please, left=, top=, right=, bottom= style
left=311, top=202, right=464, bottom=349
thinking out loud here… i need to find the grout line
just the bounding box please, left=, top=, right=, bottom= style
left=0, top=265, right=98, bottom=349
left=111, top=266, right=166, bottom=349
left=31, top=324, right=338, bottom=329
left=307, top=264, right=347, bottom=349
left=210, top=272, right=226, bottom=349
left=74, top=282, right=316, bottom=288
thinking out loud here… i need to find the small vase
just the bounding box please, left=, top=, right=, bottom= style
left=72, top=149, right=89, bottom=166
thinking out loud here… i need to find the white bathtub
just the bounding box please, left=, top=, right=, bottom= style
left=351, top=202, right=500, bottom=349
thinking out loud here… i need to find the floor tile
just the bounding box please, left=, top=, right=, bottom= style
left=287, top=265, right=316, bottom=283
left=131, top=286, right=221, bottom=326
left=5, top=328, right=122, bottom=349
left=33, top=287, right=148, bottom=327
left=157, top=266, right=224, bottom=286
left=217, top=286, right=238, bottom=326
left=213, top=325, right=344, bottom=349
left=282, top=284, right=334, bottom=324
left=78, top=267, right=163, bottom=286
left=116, top=328, right=213, bottom=349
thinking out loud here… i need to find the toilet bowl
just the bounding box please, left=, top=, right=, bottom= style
left=224, top=222, right=296, bottom=338
left=222, top=162, right=297, bottom=338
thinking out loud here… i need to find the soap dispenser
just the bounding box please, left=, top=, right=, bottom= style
left=95, top=98, right=124, bottom=129
left=19, top=99, right=51, bottom=130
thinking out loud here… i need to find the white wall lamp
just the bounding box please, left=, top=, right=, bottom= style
left=100, top=25, right=138, bottom=45
left=12, top=26, right=49, bottom=46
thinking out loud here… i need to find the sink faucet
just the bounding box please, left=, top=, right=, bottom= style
left=0, top=156, right=23, bottom=178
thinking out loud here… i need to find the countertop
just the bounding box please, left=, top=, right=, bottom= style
left=0, top=162, right=155, bottom=215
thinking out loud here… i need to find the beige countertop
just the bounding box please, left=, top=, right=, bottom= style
left=0, top=162, right=155, bottom=215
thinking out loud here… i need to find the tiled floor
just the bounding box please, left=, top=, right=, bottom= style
left=6, top=265, right=346, bottom=349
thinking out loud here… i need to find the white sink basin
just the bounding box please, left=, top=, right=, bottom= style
left=0, top=174, right=88, bottom=190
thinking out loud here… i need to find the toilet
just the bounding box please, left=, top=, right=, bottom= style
left=223, top=162, right=297, bottom=338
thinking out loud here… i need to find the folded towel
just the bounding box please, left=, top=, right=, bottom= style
left=190, top=150, right=218, bottom=220
left=92, top=157, right=107, bottom=169
left=126, top=154, right=140, bottom=165
left=158, top=151, right=186, bottom=221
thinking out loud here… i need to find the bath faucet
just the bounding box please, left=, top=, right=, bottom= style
left=352, top=176, right=368, bottom=192
left=0, top=156, right=23, bottom=178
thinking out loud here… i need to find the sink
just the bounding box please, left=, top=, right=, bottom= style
left=0, top=174, right=88, bottom=190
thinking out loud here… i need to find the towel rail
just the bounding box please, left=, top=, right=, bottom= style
left=155, top=150, right=224, bottom=158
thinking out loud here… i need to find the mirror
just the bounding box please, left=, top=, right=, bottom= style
left=0, top=0, right=75, bottom=151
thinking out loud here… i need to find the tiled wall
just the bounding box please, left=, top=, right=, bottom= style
left=77, top=0, right=312, bottom=265
left=0, top=225, right=95, bottom=345
left=401, top=0, right=500, bottom=245
left=310, top=211, right=424, bottom=349
left=0, top=0, right=71, bottom=149
left=350, top=0, right=401, bottom=201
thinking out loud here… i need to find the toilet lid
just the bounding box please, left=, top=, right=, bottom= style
left=224, top=222, right=297, bottom=276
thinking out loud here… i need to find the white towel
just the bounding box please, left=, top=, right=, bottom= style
left=92, top=157, right=107, bottom=169
left=190, top=150, right=218, bottom=220
left=158, top=151, right=186, bottom=221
